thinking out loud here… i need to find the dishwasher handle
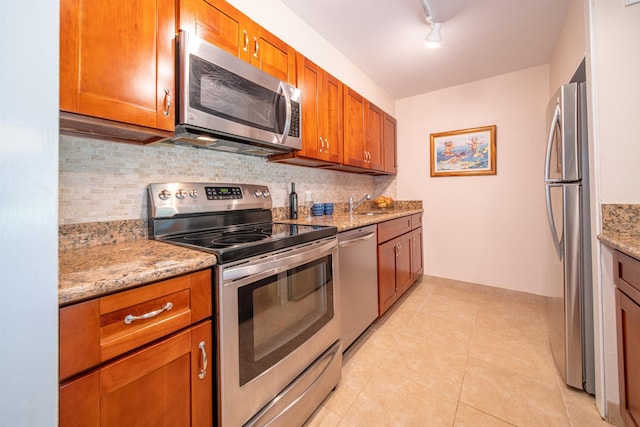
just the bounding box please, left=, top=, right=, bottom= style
left=338, top=232, right=376, bottom=248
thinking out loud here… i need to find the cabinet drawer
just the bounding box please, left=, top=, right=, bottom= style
left=60, top=269, right=212, bottom=381
left=411, top=213, right=422, bottom=230
left=614, top=251, right=640, bottom=304
left=377, top=216, right=412, bottom=244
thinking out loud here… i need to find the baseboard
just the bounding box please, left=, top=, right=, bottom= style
left=422, top=274, right=548, bottom=305
left=606, top=401, right=624, bottom=427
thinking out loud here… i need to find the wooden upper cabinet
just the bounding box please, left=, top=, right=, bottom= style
left=295, top=55, right=343, bottom=163
left=365, top=101, right=385, bottom=172
left=343, top=87, right=367, bottom=168
left=383, top=113, right=398, bottom=174
left=60, top=0, right=175, bottom=133
left=179, top=0, right=295, bottom=84
left=343, top=87, right=390, bottom=172
left=252, top=25, right=296, bottom=85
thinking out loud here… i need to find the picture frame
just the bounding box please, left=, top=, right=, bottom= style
left=429, top=125, right=497, bottom=177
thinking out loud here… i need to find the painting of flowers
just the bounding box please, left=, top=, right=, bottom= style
left=430, top=125, right=497, bottom=177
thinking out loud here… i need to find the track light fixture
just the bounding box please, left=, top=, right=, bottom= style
left=424, top=18, right=442, bottom=48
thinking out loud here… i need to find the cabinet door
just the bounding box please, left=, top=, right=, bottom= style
left=383, top=113, right=398, bottom=174
left=378, top=238, right=398, bottom=316
left=343, top=87, right=367, bottom=168
left=616, top=288, right=640, bottom=427
left=179, top=0, right=249, bottom=59
left=59, top=321, right=213, bottom=427
left=296, top=55, right=323, bottom=159
left=252, top=25, right=296, bottom=84
left=60, top=0, right=175, bottom=131
left=395, top=233, right=414, bottom=295
left=411, top=227, right=424, bottom=280
left=365, top=101, right=385, bottom=172
left=321, top=72, right=344, bottom=163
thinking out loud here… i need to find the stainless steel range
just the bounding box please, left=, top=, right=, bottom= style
left=148, top=182, right=342, bottom=427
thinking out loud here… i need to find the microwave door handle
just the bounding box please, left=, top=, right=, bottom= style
left=545, top=103, right=562, bottom=183
left=276, top=82, right=292, bottom=144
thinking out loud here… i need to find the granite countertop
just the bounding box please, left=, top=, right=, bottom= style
left=59, top=240, right=217, bottom=306
left=58, top=205, right=422, bottom=307
left=598, top=204, right=640, bottom=260
left=277, top=208, right=423, bottom=232
left=598, top=232, right=640, bottom=260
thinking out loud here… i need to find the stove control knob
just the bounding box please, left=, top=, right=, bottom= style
left=189, top=189, right=198, bottom=199
left=254, top=189, right=263, bottom=198
left=262, top=190, right=270, bottom=198
left=175, top=189, right=187, bottom=200
left=158, top=189, right=171, bottom=200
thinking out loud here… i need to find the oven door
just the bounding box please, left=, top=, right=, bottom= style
left=217, top=237, right=341, bottom=427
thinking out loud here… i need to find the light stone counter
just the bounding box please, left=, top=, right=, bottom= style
left=597, top=203, right=640, bottom=260
left=59, top=240, right=217, bottom=306
left=277, top=208, right=423, bottom=232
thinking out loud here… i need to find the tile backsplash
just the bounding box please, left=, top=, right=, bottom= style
left=59, top=135, right=397, bottom=224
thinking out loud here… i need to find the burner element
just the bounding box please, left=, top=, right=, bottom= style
left=211, top=234, right=269, bottom=247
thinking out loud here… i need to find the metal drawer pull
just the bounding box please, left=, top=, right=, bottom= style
left=198, top=341, right=208, bottom=379
left=123, top=302, right=173, bottom=324
left=163, top=88, right=171, bottom=117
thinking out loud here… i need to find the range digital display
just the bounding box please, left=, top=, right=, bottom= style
left=205, top=186, right=242, bottom=200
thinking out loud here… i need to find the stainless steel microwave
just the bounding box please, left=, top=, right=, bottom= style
left=171, top=31, right=302, bottom=156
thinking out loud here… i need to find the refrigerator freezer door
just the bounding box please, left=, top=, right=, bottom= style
left=547, top=182, right=584, bottom=390
left=545, top=84, right=580, bottom=183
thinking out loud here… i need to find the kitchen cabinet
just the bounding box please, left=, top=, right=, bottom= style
left=59, top=0, right=175, bottom=144
left=614, top=251, right=640, bottom=427
left=343, top=88, right=385, bottom=172
left=383, top=113, right=398, bottom=174
left=365, top=101, right=385, bottom=171
left=377, top=215, right=419, bottom=315
left=411, top=213, right=424, bottom=280
left=179, top=0, right=296, bottom=84
left=59, top=269, right=213, bottom=427
left=270, top=54, right=343, bottom=167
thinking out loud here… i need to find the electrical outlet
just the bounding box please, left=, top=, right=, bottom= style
left=626, top=0, right=640, bottom=5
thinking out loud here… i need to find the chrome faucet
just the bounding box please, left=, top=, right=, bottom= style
left=349, top=193, right=372, bottom=213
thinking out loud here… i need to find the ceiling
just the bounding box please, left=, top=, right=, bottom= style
left=280, top=0, right=571, bottom=99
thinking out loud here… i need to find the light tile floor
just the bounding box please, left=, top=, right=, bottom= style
left=305, top=277, right=614, bottom=427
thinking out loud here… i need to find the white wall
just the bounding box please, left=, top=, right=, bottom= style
left=587, top=0, right=640, bottom=415
left=396, top=65, right=554, bottom=296
left=226, top=0, right=395, bottom=114
left=0, top=0, right=59, bottom=425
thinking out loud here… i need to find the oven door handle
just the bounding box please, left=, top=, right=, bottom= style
left=222, top=239, right=336, bottom=283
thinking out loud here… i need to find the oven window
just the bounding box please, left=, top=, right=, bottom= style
left=237, top=254, right=334, bottom=386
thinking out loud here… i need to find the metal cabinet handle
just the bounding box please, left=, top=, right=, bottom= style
left=243, top=30, right=249, bottom=53
left=163, top=88, right=171, bottom=117
left=325, top=138, right=329, bottom=152
left=198, top=341, right=208, bottom=379
left=253, top=36, right=259, bottom=58
left=123, top=301, right=173, bottom=324
left=319, top=137, right=324, bottom=153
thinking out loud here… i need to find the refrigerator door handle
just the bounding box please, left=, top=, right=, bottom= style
left=545, top=103, right=562, bottom=183
left=545, top=183, right=563, bottom=258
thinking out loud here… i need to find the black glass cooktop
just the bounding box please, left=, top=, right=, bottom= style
left=158, top=222, right=337, bottom=263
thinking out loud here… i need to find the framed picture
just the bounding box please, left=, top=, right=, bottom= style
left=430, top=125, right=497, bottom=177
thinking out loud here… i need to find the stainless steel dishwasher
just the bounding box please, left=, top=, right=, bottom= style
left=338, top=225, right=379, bottom=350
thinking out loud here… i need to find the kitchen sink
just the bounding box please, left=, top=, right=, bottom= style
left=354, top=211, right=388, bottom=216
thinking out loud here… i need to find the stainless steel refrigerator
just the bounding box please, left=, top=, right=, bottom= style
left=544, top=82, right=595, bottom=394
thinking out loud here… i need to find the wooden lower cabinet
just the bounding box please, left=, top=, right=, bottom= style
left=616, top=289, right=640, bottom=427
left=60, top=320, right=213, bottom=427
left=411, top=227, right=424, bottom=280
left=59, top=269, right=213, bottom=427
left=377, top=215, right=423, bottom=316
left=614, top=250, right=640, bottom=427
